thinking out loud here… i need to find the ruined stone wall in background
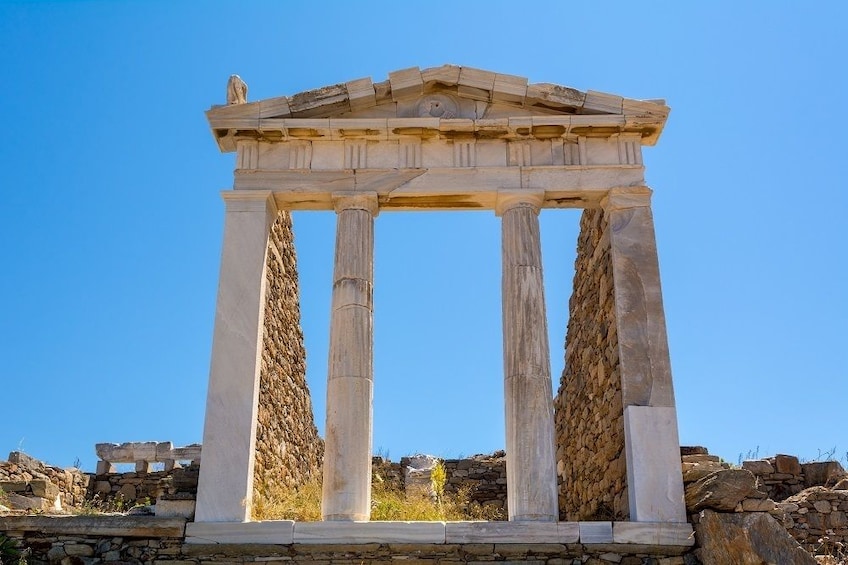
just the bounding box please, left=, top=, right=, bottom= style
left=371, top=453, right=508, bottom=518
left=441, top=453, right=507, bottom=515
left=554, top=208, right=627, bottom=521
left=90, top=465, right=199, bottom=508
left=0, top=452, right=90, bottom=509
left=254, top=211, right=323, bottom=499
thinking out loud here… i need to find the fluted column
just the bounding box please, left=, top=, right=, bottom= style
left=497, top=191, right=559, bottom=522
left=322, top=192, right=378, bottom=521
left=195, top=191, right=277, bottom=523
left=603, top=186, right=686, bottom=523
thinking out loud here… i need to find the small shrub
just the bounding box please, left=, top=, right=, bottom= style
left=815, top=535, right=847, bottom=565
left=74, top=493, right=130, bottom=515
left=0, top=535, right=27, bottom=565
left=431, top=461, right=446, bottom=502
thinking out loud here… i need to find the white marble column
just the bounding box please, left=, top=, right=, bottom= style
left=497, top=191, right=559, bottom=522
left=322, top=192, right=378, bottom=521
left=602, top=186, right=686, bottom=523
left=195, top=190, right=277, bottom=523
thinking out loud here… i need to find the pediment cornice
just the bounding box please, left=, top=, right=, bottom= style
left=207, top=65, right=669, bottom=151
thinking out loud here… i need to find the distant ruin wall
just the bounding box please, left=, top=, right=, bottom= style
left=373, top=453, right=508, bottom=516
left=442, top=454, right=507, bottom=514
left=554, top=208, right=627, bottom=521
left=89, top=465, right=198, bottom=507
left=254, top=211, right=323, bottom=499
left=0, top=452, right=90, bottom=509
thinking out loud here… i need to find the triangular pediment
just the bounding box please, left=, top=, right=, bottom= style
left=207, top=65, right=669, bottom=151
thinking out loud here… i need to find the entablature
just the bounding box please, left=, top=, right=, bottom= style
left=233, top=133, right=644, bottom=172
left=233, top=167, right=648, bottom=212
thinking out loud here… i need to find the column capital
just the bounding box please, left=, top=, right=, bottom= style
left=600, top=186, right=653, bottom=211
left=332, top=191, right=379, bottom=216
left=221, top=190, right=277, bottom=214
left=495, top=190, right=545, bottom=217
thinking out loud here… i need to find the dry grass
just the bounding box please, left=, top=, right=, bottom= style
left=252, top=476, right=323, bottom=522
left=252, top=475, right=504, bottom=522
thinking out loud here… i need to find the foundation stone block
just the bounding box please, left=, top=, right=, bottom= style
left=623, top=406, right=686, bottom=522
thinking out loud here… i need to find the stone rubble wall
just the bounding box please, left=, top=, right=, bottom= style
left=90, top=464, right=199, bottom=508
left=14, top=532, right=185, bottom=564
left=554, top=208, right=627, bottom=521
left=737, top=453, right=848, bottom=554
left=441, top=453, right=507, bottom=513
left=254, top=211, right=324, bottom=500
left=742, top=454, right=846, bottom=501
left=780, top=486, right=848, bottom=553
left=372, top=453, right=508, bottom=517
left=0, top=451, right=90, bottom=509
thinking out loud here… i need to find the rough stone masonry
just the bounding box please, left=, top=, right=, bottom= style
left=554, top=208, right=627, bottom=522
left=253, top=211, right=323, bottom=503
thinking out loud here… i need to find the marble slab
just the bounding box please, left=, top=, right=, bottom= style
left=623, top=406, right=687, bottom=523
left=182, top=520, right=697, bottom=547
left=293, top=521, right=446, bottom=544
left=612, top=522, right=695, bottom=547
left=579, top=521, right=613, bottom=544
left=184, top=521, right=294, bottom=544
left=445, top=521, right=578, bottom=543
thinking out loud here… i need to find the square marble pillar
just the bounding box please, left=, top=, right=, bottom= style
left=604, top=187, right=675, bottom=408
left=195, top=190, right=277, bottom=523
left=603, top=186, right=686, bottom=523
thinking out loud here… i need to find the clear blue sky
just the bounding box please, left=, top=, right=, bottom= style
left=1, top=1, right=845, bottom=472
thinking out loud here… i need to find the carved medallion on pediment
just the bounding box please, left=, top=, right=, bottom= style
left=417, top=94, right=458, bottom=118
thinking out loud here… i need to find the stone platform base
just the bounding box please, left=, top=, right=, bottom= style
left=0, top=516, right=695, bottom=563
left=185, top=520, right=694, bottom=549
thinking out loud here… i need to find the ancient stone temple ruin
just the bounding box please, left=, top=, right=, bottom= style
left=190, top=65, right=690, bottom=546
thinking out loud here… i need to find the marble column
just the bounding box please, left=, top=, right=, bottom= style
left=195, top=190, right=277, bottom=523
left=497, top=191, right=559, bottom=522
left=602, top=186, right=686, bottom=523
left=322, top=192, right=378, bottom=521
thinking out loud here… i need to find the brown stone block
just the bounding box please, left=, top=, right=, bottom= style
left=774, top=455, right=802, bottom=475
left=685, top=469, right=757, bottom=512
left=802, top=461, right=846, bottom=488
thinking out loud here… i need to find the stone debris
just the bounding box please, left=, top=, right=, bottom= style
left=683, top=447, right=848, bottom=560
left=402, top=454, right=441, bottom=498
left=694, top=509, right=817, bottom=565
left=684, top=469, right=761, bottom=512
left=681, top=454, right=729, bottom=484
